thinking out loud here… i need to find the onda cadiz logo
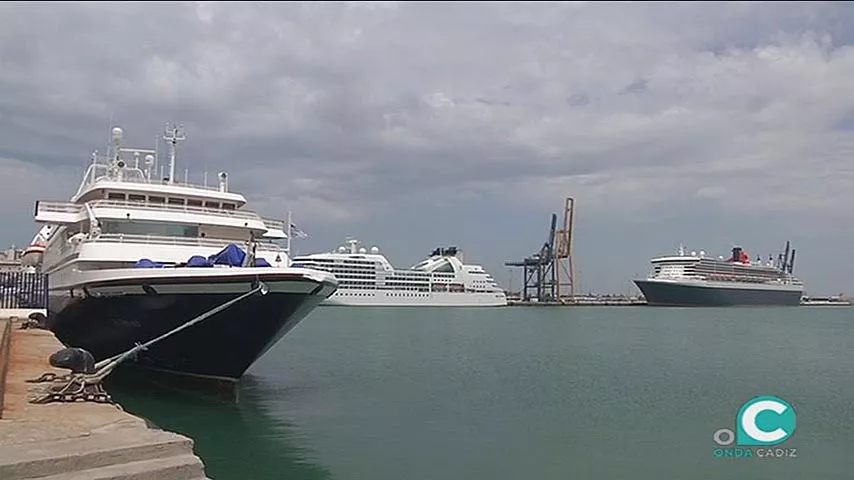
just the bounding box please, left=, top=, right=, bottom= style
left=713, top=395, right=797, bottom=459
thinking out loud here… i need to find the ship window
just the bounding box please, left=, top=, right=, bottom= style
left=168, top=197, right=185, bottom=206
left=149, top=196, right=165, bottom=204
left=107, top=192, right=125, bottom=200
left=412, top=260, right=430, bottom=270
left=128, top=194, right=146, bottom=202
left=187, top=199, right=203, bottom=207
left=101, top=220, right=199, bottom=238
left=204, top=202, right=219, bottom=209
left=434, top=261, right=455, bottom=273
left=222, top=203, right=236, bottom=210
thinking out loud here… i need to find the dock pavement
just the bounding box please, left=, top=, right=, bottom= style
left=0, top=313, right=209, bottom=480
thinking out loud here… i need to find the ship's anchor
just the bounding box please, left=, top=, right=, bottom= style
left=27, top=281, right=269, bottom=406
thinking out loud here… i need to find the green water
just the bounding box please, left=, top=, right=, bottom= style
left=111, top=306, right=854, bottom=479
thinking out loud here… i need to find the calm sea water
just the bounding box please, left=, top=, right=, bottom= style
left=110, top=306, right=854, bottom=480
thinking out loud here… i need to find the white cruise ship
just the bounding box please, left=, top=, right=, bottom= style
left=21, top=125, right=337, bottom=382
left=291, top=239, right=507, bottom=307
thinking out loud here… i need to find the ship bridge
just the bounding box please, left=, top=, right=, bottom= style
left=410, top=246, right=463, bottom=273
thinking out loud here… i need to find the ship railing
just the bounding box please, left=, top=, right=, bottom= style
left=89, top=200, right=263, bottom=221
left=653, top=273, right=705, bottom=280
left=261, top=218, right=286, bottom=231
left=0, top=271, right=48, bottom=309
left=36, top=200, right=287, bottom=228
left=84, top=233, right=287, bottom=252
left=82, top=170, right=225, bottom=192
left=701, top=274, right=803, bottom=285
left=89, top=200, right=270, bottom=225
left=37, top=201, right=84, bottom=214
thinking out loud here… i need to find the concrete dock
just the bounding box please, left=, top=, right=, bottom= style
left=0, top=314, right=209, bottom=480
left=507, top=297, right=648, bottom=307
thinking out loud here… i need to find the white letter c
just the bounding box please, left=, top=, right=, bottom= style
left=741, top=400, right=788, bottom=443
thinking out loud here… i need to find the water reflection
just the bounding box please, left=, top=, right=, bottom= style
left=106, top=371, right=332, bottom=480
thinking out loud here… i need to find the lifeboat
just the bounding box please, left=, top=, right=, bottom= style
left=23, top=241, right=45, bottom=255
left=20, top=241, right=45, bottom=267
left=20, top=225, right=53, bottom=267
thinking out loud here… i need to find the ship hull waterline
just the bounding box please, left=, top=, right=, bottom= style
left=321, top=291, right=508, bottom=307
left=46, top=271, right=337, bottom=383
left=634, top=279, right=803, bottom=307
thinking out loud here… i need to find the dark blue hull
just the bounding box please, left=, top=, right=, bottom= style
left=634, top=280, right=803, bottom=307
left=47, top=280, right=333, bottom=381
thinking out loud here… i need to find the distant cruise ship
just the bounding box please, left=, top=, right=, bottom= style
left=291, top=239, right=507, bottom=307
left=634, top=242, right=804, bottom=306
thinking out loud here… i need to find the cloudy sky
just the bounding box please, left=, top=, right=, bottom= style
left=2, top=1, right=854, bottom=295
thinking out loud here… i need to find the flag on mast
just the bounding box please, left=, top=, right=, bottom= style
left=287, top=211, right=308, bottom=239
left=289, top=222, right=308, bottom=239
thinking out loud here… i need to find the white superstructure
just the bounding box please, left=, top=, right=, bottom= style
left=25, top=125, right=294, bottom=285
left=291, top=239, right=507, bottom=307
left=644, top=243, right=803, bottom=289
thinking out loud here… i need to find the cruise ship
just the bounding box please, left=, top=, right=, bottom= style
left=21, top=125, right=337, bottom=382
left=291, top=239, right=507, bottom=306
left=633, top=242, right=804, bottom=306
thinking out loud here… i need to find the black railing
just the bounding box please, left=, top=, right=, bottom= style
left=0, top=271, right=49, bottom=309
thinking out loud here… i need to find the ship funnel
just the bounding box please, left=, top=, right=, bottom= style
left=731, top=246, right=742, bottom=262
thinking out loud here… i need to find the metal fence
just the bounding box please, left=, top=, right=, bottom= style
left=0, top=271, right=49, bottom=309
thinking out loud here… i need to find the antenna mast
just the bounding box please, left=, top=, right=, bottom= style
left=162, top=124, right=185, bottom=184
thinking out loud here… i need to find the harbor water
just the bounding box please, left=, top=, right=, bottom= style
left=110, top=306, right=854, bottom=479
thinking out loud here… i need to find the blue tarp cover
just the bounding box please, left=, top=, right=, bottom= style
left=208, top=244, right=247, bottom=266
left=187, top=255, right=214, bottom=267
left=134, top=258, right=166, bottom=268
left=134, top=244, right=276, bottom=269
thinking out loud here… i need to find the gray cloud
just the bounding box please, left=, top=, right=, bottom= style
left=2, top=1, right=854, bottom=293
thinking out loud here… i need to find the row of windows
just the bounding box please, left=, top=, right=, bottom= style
left=329, top=268, right=461, bottom=281
left=339, top=280, right=477, bottom=288
left=692, top=268, right=783, bottom=279
left=340, top=285, right=429, bottom=291
left=100, top=220, right=198, bottom=238
left=658, top=259, right=785, bottom=272
left=297, top=259, right=466, bottom=275
left=300, top=266, right=376, bottom=275
left=330, top=264, right=375, bottom=270
left=315, top=270, right=493, bottom=286
left=337, top=286, right=497, bottom=294
left=660, top=264, right=785, bottom=280
left=337, top=292, right=431, bottom=297
left=105, top=192, right=236, bottom=210
left=301, top=260, right=494, bottom=282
